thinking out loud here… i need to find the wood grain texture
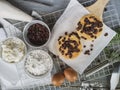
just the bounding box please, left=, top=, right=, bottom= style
left=86, top=0, right=110, bottom=20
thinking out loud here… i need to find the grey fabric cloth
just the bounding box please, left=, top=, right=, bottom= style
left=7, top=0, right=70, bottom=15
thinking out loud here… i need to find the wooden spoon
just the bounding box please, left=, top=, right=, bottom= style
left=86, top=0, right=109, bottom=20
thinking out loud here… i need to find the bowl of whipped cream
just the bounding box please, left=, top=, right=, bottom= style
left=24, top=50, right=53, bottom=78
left=0, top=37, right=27, bottom=63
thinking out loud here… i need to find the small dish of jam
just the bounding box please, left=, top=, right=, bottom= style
left=23, top=20, right=51, bottom=48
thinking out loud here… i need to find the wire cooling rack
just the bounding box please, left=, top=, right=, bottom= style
left=7, top=0, right=120, bottom=89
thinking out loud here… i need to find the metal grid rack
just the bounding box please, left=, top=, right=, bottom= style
left=8, top=0, right=120, bottom=89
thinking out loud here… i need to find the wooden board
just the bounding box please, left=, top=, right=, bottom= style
left=86, top=0, right=109, bottom=20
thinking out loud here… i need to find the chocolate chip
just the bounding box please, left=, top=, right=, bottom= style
left=83, top=45, right=86, bottom=48
left=62, top=39, right=64, bottom=42
left=62, top=37, right=66, bottom=42
left=84, top=18, right=90, bottom=24
left=90, top=16, right=98, bottom=21
left=94, top=36, right=97, bottom=39
left=69, top=54, right=72, bottom=58
left=91, top=35, right=94, bottom=38
left=84, top=50, right=90, bottom=55
left=65, top=32, right=68, bottom=35
left=104, top=33, right=108, bottom=36
left=65, top=53, right=68, bottom=56
left=59, top=48, right=61, bottom=52
left=91, top=22, right=97, bottom=28
left=81, top=36, right=87, bottom=40
left=77, top=22, right=82, bottom=30
left=58, top=36, right=62, bottom=41
left=90, top=48, right=93, bottom=51
left=77, top=21, right=81, bottom=26
left=70, top=32, right=80, bottom=39
left=61, top=50, right=64, bottom=55
left=59, top=41, right=61, bottom=44
left=76, top=26, right=82, bottom=30
left=80, top=31, right=84, bottom=33
left=93, top=29, right=98, bottom=34
left=98, top=22, right=103, bottom=27
left=90, top=16, right=95, bottom=19
left=27, top=23, right=49, bottom=46
left=90, top=44, right=94, bottom=47
left=99, top=28, right=102, bottom=32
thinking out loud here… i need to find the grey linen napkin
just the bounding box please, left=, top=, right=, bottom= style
left=7, top=0, right=70, bottom=15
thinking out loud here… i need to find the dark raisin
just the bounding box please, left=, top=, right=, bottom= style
left=77, top=21, right=81, bottom=26
left=77, top=22, right=82, bottom=30
left=104, top=33, right=108, bottom=36
left=83, top=45, right=86, bottom=48
left=99, top=28, right=102, bottom=32
left=90, top=44, right=94, bottom=47
left=98, top=22, right=103, bottom=27
left=65, top=53, right=68, bottom=56
left=61, top=50, right=64, bottom=55
left=91, top=35, right=94, bottom=38
left=65, top=32, right=68, bottom=35
left=62, top=39, right=65, bottom=42
left=84, top=50, right=90, bottom=55
left=81, top=36, right=87, bottom=40
left=84, top=18, right=90, bottom=24
left=27, top=23, right=49, bottom=45
left=94, top=36, right=97, bottom=39
left=69, top=54, right=72, bottom=58
left=80, top=31, right=83, bottom=33
left=59, top=41, right=61, bottom=44
left=76, top=26, right=81, bottom=30
left=90, top=48, right=93, bottom=51
left=58, top=36, right=62, bottom=41
left=93, top=29, right=98, bottom=34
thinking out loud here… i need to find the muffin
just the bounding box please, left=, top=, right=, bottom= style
left=76, top=14, right=103, bottom=41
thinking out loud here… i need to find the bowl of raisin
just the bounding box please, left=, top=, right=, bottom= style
left=23, top=20, right=51, bottom=48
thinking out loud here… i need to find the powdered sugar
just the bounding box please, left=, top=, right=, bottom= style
left=1, top=37, right=26, bottom=63
left=25, top=50, right=53, bottom=76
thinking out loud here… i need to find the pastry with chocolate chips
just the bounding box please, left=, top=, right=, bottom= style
left=57, top=32, right=82, bottom=59
left=76, top=14, right=103, bottom=41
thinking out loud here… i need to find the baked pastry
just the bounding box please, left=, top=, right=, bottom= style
left=76, top=14, right=103, bottom=41
left=57, top=32, right=82, bottom=59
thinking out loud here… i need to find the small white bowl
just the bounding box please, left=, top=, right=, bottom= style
left=0, top=37, right=27, bottom=63
left=24, top=50, right=53, bottom=79
left=23, top=20, right=51, bottom=48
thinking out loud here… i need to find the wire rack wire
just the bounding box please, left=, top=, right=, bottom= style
left=8, top=0, right=120, bottom=89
